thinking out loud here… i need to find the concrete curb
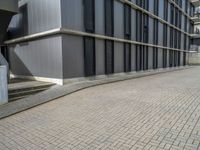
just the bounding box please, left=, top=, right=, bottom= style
left=0, top=66, right=192, bottom=119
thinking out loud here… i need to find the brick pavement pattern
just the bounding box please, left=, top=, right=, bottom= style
left=1, top=67, right=200, bottom=150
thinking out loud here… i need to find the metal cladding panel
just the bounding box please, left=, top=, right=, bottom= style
left=166, top=50, right=169, bottom=67
left=148, top=18, right=154, bottom=44
left=60, top=0, right=84, bottom=31
left=158, top=22, right=164, bottom=46
left=114, top=1, right=124, bottom=39
left=8, top=36, right=63, bottom=79
left=180, top=52, right=183, bottom=66
left=95, top=0, right=104, bottom=35
left=114, top=42, right=124, bottom=73
left=131, top=9, right=136, bottom=41
left=95, top=39, right=105, bottom=75
left=0, top=0, right=18, bottom=13
left=158, top=0, right=164, bottom=19
left=148, top=47, right=153, bottom=69
left=131, top=45, right=136, bottom=71
left=130, top=0, right=136, bottom=4
left=62, top=35, right=84, bottom=79
left=167, top=26, right=170, bottom=47
left=158, top=48, right=163, bottom=68
left=9, top=0, right=61, bottom=38
left=181, top=14, right=185, bottom=30
left=148, top=0, right=154, bottom=14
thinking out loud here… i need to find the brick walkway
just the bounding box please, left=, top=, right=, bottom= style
left=1, top=67, right=200, bottom=150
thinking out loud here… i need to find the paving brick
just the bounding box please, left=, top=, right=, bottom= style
left=1, top=67, right=200, bottom=149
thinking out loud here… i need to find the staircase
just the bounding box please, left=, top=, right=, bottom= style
left=8, top=79, right=55, bottom=102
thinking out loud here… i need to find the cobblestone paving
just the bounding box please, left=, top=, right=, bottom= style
left=1, top=67, right=200, bottom=150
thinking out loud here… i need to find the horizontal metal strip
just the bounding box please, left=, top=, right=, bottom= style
left=117, top=0, right=191, bottom=36
left=4, top=28, right=190, bottom=53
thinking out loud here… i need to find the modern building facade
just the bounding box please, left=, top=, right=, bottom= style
left=3, top=0, right=195, bottom=85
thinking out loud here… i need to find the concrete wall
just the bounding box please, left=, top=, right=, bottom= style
left=0, top=66, right=8, bottom=105
left=189, top=52, right=200, bottom=65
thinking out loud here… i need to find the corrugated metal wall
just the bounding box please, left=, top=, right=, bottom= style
left=7, top=0, right=191, bottom=81
left=8, top=0, right=63, bottom=79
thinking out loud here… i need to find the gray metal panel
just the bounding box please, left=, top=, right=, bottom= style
left=158, top=0, right=164, bottom=19
left=0, top=0, right=18, bottom=13
left=180, top=52, right=183, bottom=66
left=149, top=0, right=154, bottom=14
left=181, top=33, right=184, bottom=49
left=60, top=0, right=84, bottom=31
left=158, top=48, right=163, bottom=68
left=168, top=2, right=171, bottom=23
left=9, top=36, right=63, bottom=79
left=131, top=44, right=136, bottom=71
left=96, top=40, right=105, bottom=75
left=130, top=0, right=136, bottom=4
left=95, top=39, right=105, bottom=75
left=148, top=47, right=153, bottom=69
left=114, top=1, right=124, bottom=39
left=9, top=0, right=61, bottom=37
left=114, top=42, right=124, bottom=73
left=149, top=18, right=154, bottom=44
left=62, top=35, right=84, bottom=79
left=167, top=26, right=170, bottom=47
left=182, top=14, right=185, bottom=31
left=167, top=50, right=169, bottom=67
left=95, top=0, right=104, bottom=35
left=158, top=22, right=163, bottom=46
left=131, top=9, right=136, bottom=41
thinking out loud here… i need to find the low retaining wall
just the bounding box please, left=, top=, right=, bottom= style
left=0, top=66, right=8, bottom=105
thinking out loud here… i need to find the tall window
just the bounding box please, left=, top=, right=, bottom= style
left=154, top=0, right=159, bottom=16
left=136, top=0, right=149, bottom=71
left=178, top=10, right=182, bottom=29
left=124, top=3, right=131, bottom=72
left=83, top=0, right=96, bottom=76
left=105, top=0, right=114, bottom=37
left=153, top=0, right=159, bottom=69
left=164, top=0, right=168, bottom=21
left=84, top=0, right=95, bottom=33
left=105, top=0, right=114, bottom=74
left=170, top=4, right=174, bottom=25
left=184, top=16, right=187, bottom=32
left=185, top=0, right=188, bottom=14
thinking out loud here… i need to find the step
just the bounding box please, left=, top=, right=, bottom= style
left=8, top=81, right=55, bottom=102
left=9, top=88, right=48, bottom=102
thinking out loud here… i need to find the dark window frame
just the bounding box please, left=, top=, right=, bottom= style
left=83, top=0, right=95, bottom=33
